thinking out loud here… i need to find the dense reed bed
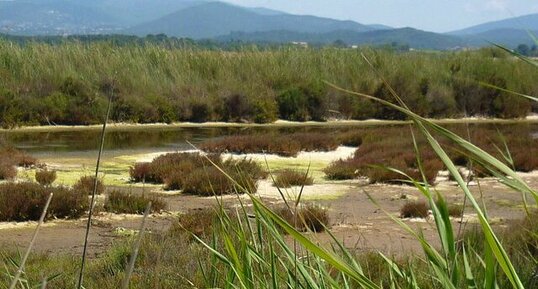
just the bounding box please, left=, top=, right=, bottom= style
left=0, top=42, right=537, bottom=127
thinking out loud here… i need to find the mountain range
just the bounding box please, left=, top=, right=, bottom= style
left=1, top=0, right=537, bottom=50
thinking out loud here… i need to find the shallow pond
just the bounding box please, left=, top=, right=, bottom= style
left=1, top=121, right=537, bottom=187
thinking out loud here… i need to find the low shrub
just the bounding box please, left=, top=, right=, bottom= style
left=147, top=152, right=219, bottom=184
left=180, top=166, right=240, bottom=196
left=435, top=199, right=464, bottom=217
left=130, top=152, right=265, bottom=195
left=400, top=201, right=429, bottom=218
left=224, top=157, right=268, bottom=180
left=0, top=182, right=88, bottom=221
left=274, top=204, right=330, bottom=232
left=446, top=203, right=464, bottom=217
left=200, top=134, right=302, bottom=157
left=173, top=208, right=219, bottom=238
left=35, top=169, right=57, bottom=186
left=0, top=147, right=38, bottom=180
left=0, top=164, right=17, bottom=180
left=0, top=147, right=37, bottom=168
left=129, top=162, right=152, bottom=183
left=104, top=190, right=167, bottom=214
left=273, top=169, right=313, bottom=188
left=323, top=160, right=358, bottom=180
left=200, top=132, right=351, bottom=157
left=511, top=151, right=538, bottom=172
left=337, top=131, right=363, bottom=147
left=73, top=175, right=105, bottom=195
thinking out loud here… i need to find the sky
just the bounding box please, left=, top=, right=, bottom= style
left=224, top=0, right=538, bottom=32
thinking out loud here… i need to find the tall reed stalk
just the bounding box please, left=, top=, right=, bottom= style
left=76, top=86, right=113, bottom=289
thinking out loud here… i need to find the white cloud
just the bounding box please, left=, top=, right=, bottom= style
left=485, top=0, right=509, bottom=11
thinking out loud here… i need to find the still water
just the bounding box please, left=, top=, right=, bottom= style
left=1, top=122, right=537, bottom=161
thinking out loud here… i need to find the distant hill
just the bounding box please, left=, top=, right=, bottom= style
left=217, top=27, right=464, bottom=50
left=0, top=0, right=536, bottom=50
left=0, top=0, right=120, bottom=35
left=463, top=28, right=538, bottom=47
left=246, top=7, right=287, bottom=16
left=0, top=0, right=206, bottom=35
left=126, top=2, right=376, bottom=38
left=450, top=13, right=538, bottom=35
left=83, top=0, right=206, bottom=26
left=367, top=24, right=393, bottom=30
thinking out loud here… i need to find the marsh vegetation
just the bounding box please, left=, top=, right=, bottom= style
left=0, top=39, right=537, bottom=289
left=0, top=42, right=537, bottom=128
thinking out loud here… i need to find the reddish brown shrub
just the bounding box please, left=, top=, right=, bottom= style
left=273, top=169, right=313, bottom=188
left=400, top=201, right=429, bottom=218
left=511, top=151, right=538, bottom=172
left=104, top=190, right=167, bottom=214
left=200, top=132, right=349, bottom=157
left=0, top=147, right=37, bottom=168
left=323, top=159, right=358, bottom=180
left=0, top=164, right=17, bottom=180
left=129, top=152, right=265, bottom=195
left=74, top=175, right=105, bottom=195
left=173, top=208, right=219, bottom=238
left=0, top=182, right=88, bottom=221
left=179, top=167, right=239, bottom=196
left=129, top=162, right=153, bottom=183
left=337, top=131, right=363, bottom=147
left=35, top=169, right=57, bottom=186
left=274, top=204, right=330, bottom=232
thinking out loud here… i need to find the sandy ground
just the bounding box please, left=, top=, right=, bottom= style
left=1, top=170, right=535, bottom=257
left=0, top=147, right=536, bottom=258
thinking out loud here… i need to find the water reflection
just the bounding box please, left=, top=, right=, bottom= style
left=0, top=123, right=536, bottom=159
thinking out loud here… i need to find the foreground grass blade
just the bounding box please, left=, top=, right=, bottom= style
left=325, top=81, right=537, bottom=204
left=77, top=92, right=113, bottom=289
left=490, top=43, right=538, bottom=68
left=325, top=79, right=526, bottom=288
left=250, top=197, right=380, bottom=289
left=121, top=202, right=152, bottom=289
left=8, top=193, right=53, bottom=289
left=478, top=82, right=538, bottom=103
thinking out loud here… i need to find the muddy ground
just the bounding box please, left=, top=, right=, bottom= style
left=0, top=148, right=536, bottom=258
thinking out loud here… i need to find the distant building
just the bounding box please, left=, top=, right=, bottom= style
left=291, top=41, right=308, bottom=48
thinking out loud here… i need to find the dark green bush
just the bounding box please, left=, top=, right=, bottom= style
left=223, top=93, right=251, bottom=122
left=104, top=190, right=167, bottom=214
left=251, top=98, right=278, bottom=123
left=276, top=88, right=309, bottom=121
left=0, top=89, right=25, bottom=128
left=189, top=101, right=211, bottom=123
